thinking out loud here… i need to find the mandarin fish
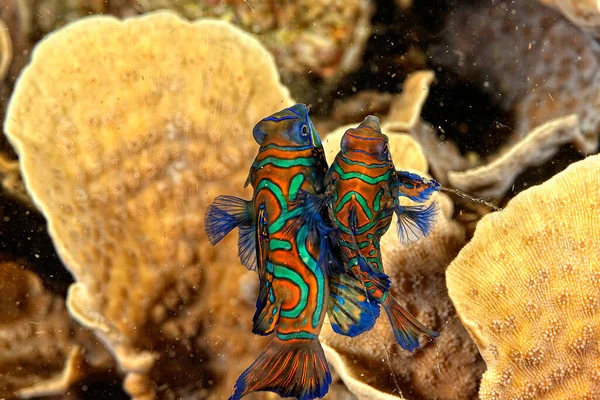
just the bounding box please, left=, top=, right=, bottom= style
left=296, top=116, right=440, bottom=352
left=204, top=104, right=377, bottom=400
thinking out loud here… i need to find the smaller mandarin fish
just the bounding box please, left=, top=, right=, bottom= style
left=204, top=104, right=377, bottom=400
left=296, top=116, right=440, bottom=352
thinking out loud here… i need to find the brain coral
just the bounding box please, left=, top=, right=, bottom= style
left=4, top=11, right=292, bottom=399
left=447, top=154, right=600, bottom=399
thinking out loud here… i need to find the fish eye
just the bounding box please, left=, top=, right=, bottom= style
left=301, top=125, right=308, bottom=136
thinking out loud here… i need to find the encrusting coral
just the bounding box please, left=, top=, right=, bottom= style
left=435, top=1, right=600, bottom=155
left=0, top=261, right=114, bottom=399
left=0, top=153, right=31, bottom=207
left=0, top=18, right=11, bottom=81
left=539, top=0, right=600, bottom=36
left=4, top=11, right=293, bottom=399
left=320, top=116, right=485, bottom=399
left=447, top=154, right=600, bottom=399
left=447, top=114, right=585, bottom=199
left=139, top=0, right=374, bottom=83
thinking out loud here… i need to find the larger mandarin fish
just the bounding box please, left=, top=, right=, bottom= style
left=298, top=116, right=441, bottom=352
left=204, top=104, right=378, bottom=400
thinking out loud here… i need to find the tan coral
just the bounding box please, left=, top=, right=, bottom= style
left=0, top=153, right=32, bottom=206
left=447, top=154, right=600, bottom=399
left=0, top=261, right=113, bottom=399
left=0, top=18, right=11, bottom=81
left=4, top=11, right=293, bottom=399
left=320, top=129, right=485, bottom=399
left=435, top=2, right=600, bottom=155
left=384, top=70, right=470, bottom=185
left=540, top=0, right=600, bottom=35
left=447, top=114, right=584, bottom=198
left=139, top=0, right=373, bottom=82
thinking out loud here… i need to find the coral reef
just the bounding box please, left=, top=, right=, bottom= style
left=432, top=2, right=599, bottom=199
left=0, top=18, right=11, bottom=81
left=540, top=0, right=600, bottom=35
left=0, top=153, right=31, bottom=206
left=447, top=154, right=600, bottom=399
left=384, top=70, right=470, bottom=186
left=139, top=0, right=373, bottom=84
left=0, top=1, right=598, bottom=398
left=320, top=126, right=484, bottom=399
left=4, top=11, right=293, bottom=399
left=447, top=114, right=584, bottom=198
left=435, top=1, right=600, bottom=152
left=0, top=260, right=113, bottom=398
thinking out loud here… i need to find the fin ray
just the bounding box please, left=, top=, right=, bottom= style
left=328, top=272, right=380, bottom=337
left=230, top=337, right=332, bottom=400
left=394, top=202, right=439, bottom=244
left=204, top=195, right=251, bottom=245
left=238, top=225, right=257, bottom=271
left=383, top=295, right=438, bottom=352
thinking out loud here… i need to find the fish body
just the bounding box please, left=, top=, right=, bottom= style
left=206, top=104, right=377, bottom=400
left=324, top=116, right=439, bottom=351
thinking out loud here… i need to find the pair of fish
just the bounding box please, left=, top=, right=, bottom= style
left=205, top=104, right=441, bottom=400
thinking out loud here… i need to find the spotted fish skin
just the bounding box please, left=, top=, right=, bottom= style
left=325, top=116, right=439, bottom=352
left=205, top=104, right=333, bottom=400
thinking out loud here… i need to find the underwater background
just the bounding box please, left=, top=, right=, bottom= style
left=0, top=0, right=599, bottom=399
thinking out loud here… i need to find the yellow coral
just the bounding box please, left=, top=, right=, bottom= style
left=447, top=154, right=600, bottom=399
left=4, top=11, right=292, bottom=399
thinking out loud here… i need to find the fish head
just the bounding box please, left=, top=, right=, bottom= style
left=340, top=115, right=392, bottom=165
left=252, top=103, right=322, bottom=149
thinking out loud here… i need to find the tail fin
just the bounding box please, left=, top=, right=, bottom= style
left=230, top=337, right=331, bottom=400
left=383, top=295, right=439, bottom=352
left=204, top=195, right=251, bottom=245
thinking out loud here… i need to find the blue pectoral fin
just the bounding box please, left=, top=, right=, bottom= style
left=328, top=272, right=380, bottom=337
left=238, top=225, right=257, bottom=271
left=396, top=171, right=441, bottom=202
left=204, top=195, right=252, bottom=245
left=393, top=202, right=439, bottom=244
left=317, top=229, right=344, bottom=276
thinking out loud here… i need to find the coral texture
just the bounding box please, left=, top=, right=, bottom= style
left=540, top=0, right=600, bottom=35
left=447, top=114, right=585, bottom=198
left=4, top=11, right=293, bottom=399
left=140, top=0, right=373, bottom=82
left=436, top=2, right=600, bottom=154
left=447, top=154, right=600, bottom=399
left=0, top=261, right=113, bottom=399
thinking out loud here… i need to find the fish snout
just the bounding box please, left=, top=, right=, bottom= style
left=358, top=115, right=382, bottom=133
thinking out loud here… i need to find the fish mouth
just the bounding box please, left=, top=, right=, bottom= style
left=357, top=115, right=382, bottom=134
